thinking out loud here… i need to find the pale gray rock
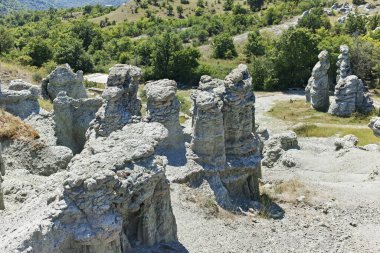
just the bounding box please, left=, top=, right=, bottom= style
left=9, top=79, right=40, bottom=96
left=336, top=45, right=351, bottom=83
left=262, top=131, right=300, bottom=168
left=41, top=64, right=87, bottom=101
left=306, top=50, right=330, bottom=111
left=223, top=64, right=256, bottom=157
left=369, top=117, right=380, bottom=137
left=335, top=134, right=359, bottom=150
left=0, top=82, right=40, bottom=119
left=4, top=122, right=178, bottom=253
left=190, top=88, right=225, bottom=169
left=87, top=65, right=142, bottom=139
left=1, top=139, right=73, bottom=176
left=182, top=66, right=261, bottom=210
left=53, top=92, right=102, bottom=154
left=0, top=147, right=4, bottom=210
left=328, top=75, right=374, bottom=116
left=145, top=79, right=185, bottom=165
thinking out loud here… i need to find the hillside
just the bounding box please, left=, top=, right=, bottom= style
left=0, top=0, right=127, bottom=14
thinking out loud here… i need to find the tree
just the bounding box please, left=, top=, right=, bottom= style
left=345, top=13, right=367, bottom=35
left=247, top=0, right=264, bottom=11
left=0, top=27, right=14, bottom=54
left=54, top=36, right=93, bottom=72
left=173, top=47, right=201, bottom=83
left=151, top=32, right=183, bottom=78
left=167, top=5, right=174, bottom=16
left=223, top=0, right=234, bottom=11
left=24, top=37, right=52, bottom=67
left=272, top=28, right=319, bottom=89
left=70, top=20, right=100, bottom=51
left=177, top=5, right=184, bottom=18
left=297, top=8, right=331, bottom=31
left=212, top=33, right=237, bottom=59
left=244, top=30, right=265, bottom=57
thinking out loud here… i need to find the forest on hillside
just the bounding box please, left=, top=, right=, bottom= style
left=0, top=0, right=379, bottom=89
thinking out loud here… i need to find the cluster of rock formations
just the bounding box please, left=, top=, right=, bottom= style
left=0, top=62, right=267, bottom=252
left=306, top=45, right=374, bottom=116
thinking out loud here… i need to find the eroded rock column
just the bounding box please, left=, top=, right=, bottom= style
left=0, top=148, right=5, bottom=210
left=53, top=92, right=103, bottom=154
left=190, top=77, right=225, bottom=169
left=145, top=79, right=185, bottom=165
left=87, top=64, right=142, bottom=139
left=222, top=64, right=257, bottom=157
left=306, top=50, right=330, bottom=111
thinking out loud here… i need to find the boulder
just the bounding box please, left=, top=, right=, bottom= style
left=41, top=64, right=87, bottom=101
left=53, top=92, right=103, bottom=154
left=336, top=45, right=351, bottom=83
left=87, top=65, right=142, bottom=139
left=262, top=131, right=300, bottom=168
left=306, top=50, right=330, bottom=111
left=145, top=79, right=185, bottom=165
left=334, top=134, right=358, bottom=150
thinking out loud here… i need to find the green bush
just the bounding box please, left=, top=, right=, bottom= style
left=212, top=33, right=237, bottom=59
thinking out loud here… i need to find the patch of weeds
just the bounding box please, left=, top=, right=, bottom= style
left=38, top=98, right=53, bottom=112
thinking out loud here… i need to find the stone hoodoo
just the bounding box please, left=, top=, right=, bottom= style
left=41, top=64, right=87, bottom=101
left=223, top=64, right=256, bottom=157
left=3, top=122, right=178, bottom=253
left=0, top=148, right=4, bottom=210
left=190, top=76, right=225, bottom=169
left=0, top=81, right=40, bottom=119
left=369, top=117, right=380, bottom=137
left=184, top=65, right=261, bottom=209
left=87, top=64, right=142, bottom=139
left=305, top=50, right=330, bottom=111
left=145, top=79, right=185, bottom=165
left=328, top=45, right=374, bottom=116
left=336, top=45, right=351, bottom=83
left=53, top=92, right=103, bottom=154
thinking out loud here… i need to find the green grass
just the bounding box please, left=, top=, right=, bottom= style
left=294, top=124, right=380, bottom=146
left=176, top=89, right=192, bottom=115
left=38, top=98, right=53, bottom=112
left=268, top=100, right=376, bottom=125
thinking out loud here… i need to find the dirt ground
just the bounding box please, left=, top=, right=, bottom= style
left=170, top=91, right=380, bottom=253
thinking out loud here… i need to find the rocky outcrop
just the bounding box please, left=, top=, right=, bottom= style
left=328, top=45, right=374, bottom=116
left=369, top=117, right=380, bottom=137
left=0, top=81, right=40, bottom=119
left=328, top=75, right=374, bottom=116
left=87, top=65, right=142, bottom=139
left=262, top=131, right=300, bottom=168
left=41, top=64, right=87, bottom=101
left=223, top=64, right=257, bottom=157
left=190, top=77, right=225, bottom=169
left=306, top=50, right=330, bottom=111
left=335, top=134, right=358, bottom=150
left=145, top=79, right=185, bottom=165
left=181, top=66, right=261, bottom=210
left=336, top=45, right=351, bottom=83
left=53, top=92, right=102, bottom=154
left=3, top=122, right=178, bottom=253
left=0, top=147, right=4, bottom=210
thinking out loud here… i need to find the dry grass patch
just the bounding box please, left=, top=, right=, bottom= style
left=38, top=98, right=53, bottom=112
left=0, top=109, right=39, bottom=141
left=260, top=178, right=313, bottom=204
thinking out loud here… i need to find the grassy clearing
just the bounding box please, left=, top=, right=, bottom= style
left=268, top=100, right=376, bottom=125
left=177, top=89, right=192, bottom=115
left=0, top=109, right=39, bottom=141
left=294, top=124, right=380, bottom=146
